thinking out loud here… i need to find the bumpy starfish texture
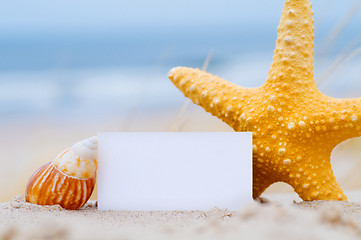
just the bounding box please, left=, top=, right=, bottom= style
left=168, top=0, right=361, bottom=201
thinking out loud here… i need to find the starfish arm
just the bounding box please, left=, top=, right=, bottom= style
left=265, top=0, right=317, bottom=92
left=168, top=67, right=256, bottom=130
left=288, top=155, right=346, bottom=201
left=253, top=130, right=347, bottom=201
left=331, top=97, right=361, bottom=140
left=310, top=96, right=361, bottom=144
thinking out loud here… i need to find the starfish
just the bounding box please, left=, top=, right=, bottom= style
left=168, top=0, right=361, bottom=201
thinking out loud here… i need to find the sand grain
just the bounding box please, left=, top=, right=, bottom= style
left=1, top=195, right=361, bottom=239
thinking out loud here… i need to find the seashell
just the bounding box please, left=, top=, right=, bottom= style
left=25, top=136, right=98, bottom=210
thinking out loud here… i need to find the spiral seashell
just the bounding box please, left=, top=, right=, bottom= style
left=25, top=136, right=98, bottom=210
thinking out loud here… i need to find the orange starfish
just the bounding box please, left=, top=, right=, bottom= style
left=168, top=0, right=361, bottom=201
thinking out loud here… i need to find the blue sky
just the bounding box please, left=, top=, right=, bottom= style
left=0, top=0, right=360, bottom=32
left=0, top=0, right=360, bottom=73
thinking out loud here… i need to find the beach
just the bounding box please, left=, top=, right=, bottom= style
left=1, top=1, right=361, bottom=238
left=2, top=80, right=361, bottom=239
left=2, top=193, right=361, bottom=240
left=2, top=108, right=361, bottom=239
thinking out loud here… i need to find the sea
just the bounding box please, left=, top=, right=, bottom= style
left=1, top=24, right=361, bottom=120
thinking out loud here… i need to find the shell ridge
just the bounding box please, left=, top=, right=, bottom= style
left=38, top=166, right=57, bottom=205
left=31, top=163, right=52, bottom=191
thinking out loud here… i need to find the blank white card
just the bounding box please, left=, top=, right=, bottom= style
left=97, top=132, right=252, bottom=211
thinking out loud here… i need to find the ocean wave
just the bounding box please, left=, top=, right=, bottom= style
left=0, top=55, right=360, bottom=117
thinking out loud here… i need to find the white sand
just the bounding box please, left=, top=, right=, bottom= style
left=1, top=194, right=361, bottom=240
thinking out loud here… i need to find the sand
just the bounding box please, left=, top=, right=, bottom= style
left=1, top=193, right=361, bottom=240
